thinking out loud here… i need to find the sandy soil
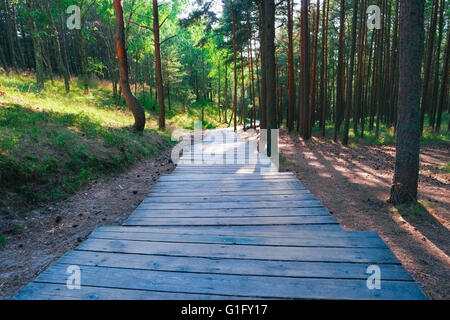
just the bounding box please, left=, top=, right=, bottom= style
left=278, top=131, right=450, bottom=300
left=0, top=149, right=175, bottom=299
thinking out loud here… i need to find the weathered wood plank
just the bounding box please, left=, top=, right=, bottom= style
left=123, top=216, right=338, bottom=226
left=136, top=200, right=324, bottom=210
left=31, top=264, right=427, bottom=299
left=13, top=282, right=244, bottom=300
left=89, top=229, right=386, bottom=248
left=147, top=189, right=312, bottom=197
left=142, top=193, right=317, bottom=204
left=56, top=250, right=411, bottom=280
left=95, top=226, right=370, bottom=239
left=75, top=238, right=400, bottom=264
left=131, top=207, right=329, bottom=217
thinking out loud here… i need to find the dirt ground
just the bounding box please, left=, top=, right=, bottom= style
left=0, top=149, right=175, bottom=299
left=278, top=131, right=450, bottom=300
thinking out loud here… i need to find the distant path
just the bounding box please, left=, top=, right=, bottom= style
left=14, top=128, right=427, bottom=299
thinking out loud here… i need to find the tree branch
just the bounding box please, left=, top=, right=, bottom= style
left=129, top=21, right=154, bottom=33
left=160, top=34, right=177, bottom=46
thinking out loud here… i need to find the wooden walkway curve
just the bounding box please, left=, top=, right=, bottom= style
left=14, top=128, right=427, bottom=300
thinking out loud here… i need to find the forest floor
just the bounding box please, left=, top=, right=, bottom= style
left=0, top=148, right=176, bottom=299
left=278, top=131, right=450, bottom=300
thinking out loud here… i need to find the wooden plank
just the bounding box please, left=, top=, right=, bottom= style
left=31, top=264, right=427, bottom=299
left=13, top=282, right=244, bottom=300
left=142, top=193, right=317, bottom=204
left=149, top=186, right=306, bottom=193
left=96, top=226, right=370, bottom=239
left=152, top=180, right=301, bottom=189
left=147, top=189, right=312, bottom=197
left=75, top=238, right=400, bottom=264
left=120, top=224, right=344, bottom=232
left=123, top=215, right=338, bottom=226
left=89, top=229, right=386, bottom=248
left=160, top=174, right=296, bottom=181
left=131, top=207, right=330, bottom=217
left=136, top=200, right=324, bottom=210
left=56, top=250, right=411, bottom=280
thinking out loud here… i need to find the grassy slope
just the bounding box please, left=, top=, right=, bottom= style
left=0, top=72, right=226, bottom=213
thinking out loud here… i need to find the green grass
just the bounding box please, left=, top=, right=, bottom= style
left=0, top=73, right=178, bottom=210
left=311, top=115, right=449, bottom=146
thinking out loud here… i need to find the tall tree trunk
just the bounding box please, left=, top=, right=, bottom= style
left=240, top=50, right=246, bottom=130
left=419, top=0, right=439, bottom=134
left=153, top=0, right=165, bottom=130
left=430, top=0, right=445, bottom=129
left=230, top=0, right=238, bottom=132
left=334, top=0, right=345, bottom=142
left=320, top=0, right=329, bottom=137
left=2, top=0, right=17, bottom=68
left=259, top=1, right=267, bottom=130
left=25, top=0, right=44, bottom=90
left=342, top=0, right=358, bottom=145
left=113, top=0, right=145, bottom=132
left=435, top=28, right=449, bottom=133
left=389, top=0, right=424, bottom=204
left=310, top=0, right=320, bottom=135
left=286, top=0, right=296, bottom=132
left=263, top=0, right=277, bottom=156
left=218, top=59, right=222, bottom=122
left=43, top=0, right=70, bottom=93
left=299, top=0, right=311, bottom=139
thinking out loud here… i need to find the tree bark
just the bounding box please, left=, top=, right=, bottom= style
left=343, top=0, right=358, bottom=145
left=286, top=0, right=296, bottom=132
left=299, top=0, right=311, bottom=139
left=389, top=0, right=424, bottom=204
left=230, top=0, right=238, bottom=132
left=113, top=0, right=146, bottom=132
left=419, top=0, right=439, bottom=134
left=153, top=0, right=165, bottom=130
left=334, top=0, right=345, bottom=141
left=263, top=0, right=277, bottom=156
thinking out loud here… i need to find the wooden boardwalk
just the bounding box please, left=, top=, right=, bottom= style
left=14, top=128, right=427, bottom=299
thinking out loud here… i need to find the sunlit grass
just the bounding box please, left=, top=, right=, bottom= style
left=311, top=115, right=449, bottom=145
left=0, top=72, right=173, bottom=208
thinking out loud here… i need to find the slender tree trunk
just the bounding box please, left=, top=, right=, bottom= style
left=259, top=1, right=267, bottom=130
left=153, top=0, right=165, bottom=130
left=334, top=0, right=345, bottom=141
left=25, top=0, right=44, bottom=90
left=230, top=0, right=238, bottom=132
left=310, top=0, right=320, bottom=135
left=389, top=0, right=424, bottom=204
left=240, top=50, right=246, bottom=130
left=419, top=0, right=439, bottom=134
left=286, top=0, right=296, bottom=132
left=113, top=0, right=146, bottom=132
left=343, top=0, right=358, bottom=145
left=430, top=0, right=445, bottom=129
left=299, top=0, right=311, bottom=139
left=218, top=59, right=221, bottom=122
left=435, top=28, right=449, bottom=133
left=263, top=0, right=277, bottom=156
left=320, top=0, right=329, bottom=137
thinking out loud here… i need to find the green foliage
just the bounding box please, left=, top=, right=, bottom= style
left=0, top=72, right=172, bottom=208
